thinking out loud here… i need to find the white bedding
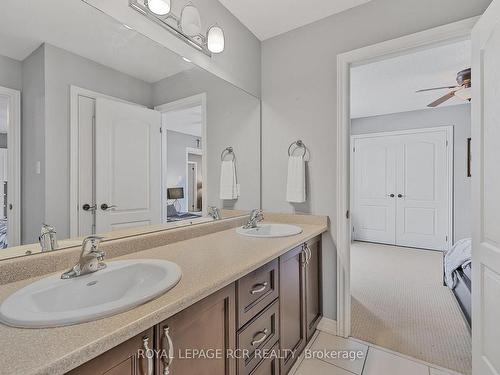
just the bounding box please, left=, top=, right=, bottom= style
left=444, top=238, right=472, bottom=289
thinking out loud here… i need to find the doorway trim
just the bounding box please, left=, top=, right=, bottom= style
left=186, top=147, right=203, bottom=212
left=350, top=126, right=454, bottom=250
left=0, top=86, right=21, bottom=246
left=155, top=93, right=207, bottom=221
left=335, top=17, right=477, bottom=338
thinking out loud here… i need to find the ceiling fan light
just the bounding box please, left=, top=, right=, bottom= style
left=207, top=25, right=225, bottom=53
left=455, top=87, right=472, bottom=102
left=146, top=0, right=170, bottom=16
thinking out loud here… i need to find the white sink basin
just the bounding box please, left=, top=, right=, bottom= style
left=0, top=259, right=181, bottom=328
left=236, top=223, right=303, bottom=238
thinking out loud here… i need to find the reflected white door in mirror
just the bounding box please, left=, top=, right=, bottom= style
left=0, top=86, right=20, bottom=249
left=70, top=87, right=162, bottom=237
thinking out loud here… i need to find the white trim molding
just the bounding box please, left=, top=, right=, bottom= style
left=317, top=317, right=338, bottom=336
left=0, top=86, right=21, bottom=246
left=336, top=17, right=477, bottom=338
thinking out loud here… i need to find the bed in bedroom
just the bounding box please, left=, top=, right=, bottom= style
left=444, top=238, right=472, bottom=327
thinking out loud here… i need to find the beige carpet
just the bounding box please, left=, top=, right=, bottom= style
left=351, top=241, right=471, bottom=375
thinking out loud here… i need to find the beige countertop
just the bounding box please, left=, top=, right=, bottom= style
left=0, top=219, right=327, bottom=375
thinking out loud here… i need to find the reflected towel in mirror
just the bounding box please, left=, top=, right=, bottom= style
left=220, top=160, right=239, bottom=200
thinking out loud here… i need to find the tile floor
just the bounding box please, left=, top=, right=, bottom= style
left=290, top=332, right=462, bottom=375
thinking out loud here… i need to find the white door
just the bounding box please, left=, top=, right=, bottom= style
left=352, top=136, right=397, bottom=244
left=395, top=130, right=451, bottom=250
left=352, top=128, right=451, bottom=250
left=471, top=2, right=500, bottom=374
left=95, top=98, right=162, bottom=233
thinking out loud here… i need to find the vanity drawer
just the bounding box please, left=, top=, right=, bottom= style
left=248, top=344, right=280, bottom=375
left=237, top=300, right=279, bottom=375
left=237, top=259, right=279, bottom=328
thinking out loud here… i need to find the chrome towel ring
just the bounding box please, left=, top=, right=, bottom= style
left=288, top=140, right=307, bottom=157
left=221, top=146, right=235, bottom=161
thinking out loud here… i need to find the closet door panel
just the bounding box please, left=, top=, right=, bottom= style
left=352, top=137, right=397, bottom=245
left=395, top=130, right=450, bottom=251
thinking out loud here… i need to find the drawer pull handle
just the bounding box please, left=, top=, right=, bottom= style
left=142, top=336, right=153, bottom=375
left=251, top=329, right=269, bottom=346
left=250, top=282, right=268, bottom=294
left=162, top=326, right=174, bottom=375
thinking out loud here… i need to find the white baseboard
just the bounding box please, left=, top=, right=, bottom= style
left=317, top=317, right=337, bottom=336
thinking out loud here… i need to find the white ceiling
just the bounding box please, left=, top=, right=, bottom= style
left=0, top=97, right=7, bottom=133
left=162, top=106, right=203, bottom=137
left=350, top=40, right=471, bottom=119
left=0, top=0, right=191, bottom=83
left=218, top=0, right=373, bottom=40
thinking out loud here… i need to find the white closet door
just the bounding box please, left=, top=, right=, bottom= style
left=95, top=98, right=162, bottom=233
left=471, top=2, right=500, bottom=373
left=352, top=137, right=397, bottom=244
left=395, top=130, right=451, bottom=251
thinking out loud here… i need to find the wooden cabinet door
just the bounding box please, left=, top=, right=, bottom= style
left=156, top=283, right=236, bottom=375
left=279, top=245, right=306, bottom=374
left=305, top=236, right=322, bottom=340
left=67, top=328, right=155, bottom=375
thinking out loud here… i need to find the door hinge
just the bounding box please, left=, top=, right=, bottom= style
left=346, top=210, right=350, bottom=219
left=160, top=126, right=163, bottom=133
left=352, top=226, right=355, bottom=233
left=446, top=235, right=448, bottom=242
left=353, top=147, right=355, bottom=153
left=446, top=140, right=449, bottom=147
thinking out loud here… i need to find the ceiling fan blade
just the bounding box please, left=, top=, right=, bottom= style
left=416, top=85, right=458, bottom=93
left=427, top=91, right=456, bottom=107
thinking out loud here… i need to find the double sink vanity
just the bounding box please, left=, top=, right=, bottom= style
left=0, top=212, right=327, bottom=375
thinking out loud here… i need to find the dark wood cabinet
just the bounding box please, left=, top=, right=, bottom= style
left=305, top=236, right=322, bottom=340
left=66, top=236, right=322, bottom=375
left=279, top=244, right=307, bottom=374
left=67, top=328, right=155, bottom=375
left=156, top=283, right=236, bottom=375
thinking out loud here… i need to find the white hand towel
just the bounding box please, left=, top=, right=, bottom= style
left=220, top=160, right=238, bottom=200
left=286, top=155, right=306, bottom=203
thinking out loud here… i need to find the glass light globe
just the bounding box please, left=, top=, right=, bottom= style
left=207, top=25, right=225, bottom=53
left=180, top=4, right=202, bottom=37
left=146, top=0, right=170, bottom=16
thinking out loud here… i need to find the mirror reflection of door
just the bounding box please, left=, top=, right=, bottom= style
left=156, top=94, right=206, bottom=222
left=71, top=87, right=162, bottom=237
left=0, top=87, right=20, bottom=249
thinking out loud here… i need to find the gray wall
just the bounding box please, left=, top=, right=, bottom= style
left=165, top=130, right=201, bottom=212
left=261, top=0, right=490, bottom=320
left=42, top=43, right=153, bottom=241
left=153, top=69, right=261, bottom=212
left=21, top=46, right=46, bottom=243
left=351, top=104, right=471, bottom=242
left=0, top=54, right=22, bottom=91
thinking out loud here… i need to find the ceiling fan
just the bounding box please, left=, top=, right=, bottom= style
left=416, top=68, right=471, bottom=107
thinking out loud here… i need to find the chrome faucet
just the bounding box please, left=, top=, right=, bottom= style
left=61, top=236, right=105, bottom=279
left=208, top=206, right=221, bottom=220
left=243, top=209, right=264, bottom=229
left=39, top=223, right=58, bottom=252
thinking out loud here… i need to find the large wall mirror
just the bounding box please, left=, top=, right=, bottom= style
left=0, top=0, right=261, bottom=260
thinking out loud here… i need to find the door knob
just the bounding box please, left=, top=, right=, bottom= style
left=388, top=194, right=395, bottom=198
left=82, top=203, right=97, bottom=211
left=397, top=194, right=404, bottom=198
left=100, top=203, right=117, bottom=211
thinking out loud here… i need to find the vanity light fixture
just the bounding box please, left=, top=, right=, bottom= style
left=145, top=0, right=170, bottom=16
left=129, top=0, right=225, bottom=56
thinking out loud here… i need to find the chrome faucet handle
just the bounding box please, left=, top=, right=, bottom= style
left=80, top=236, right=105, bottom=259
left=208, top=206, right=221, bottom=220
left=243, top=209, right=264, bottom=229
left=39, top=223, right=59, bottom=252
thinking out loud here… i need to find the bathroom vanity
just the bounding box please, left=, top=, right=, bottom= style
left=0, top=214, right=327, bottom=375
left=68, top=237, right=322, bottom=375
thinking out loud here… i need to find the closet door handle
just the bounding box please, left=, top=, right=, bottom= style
left=100, top=203, right=117, bottom=211
left=388, top=194, right=395, bottom=198
left=397, top=194, right=404, bottom=198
